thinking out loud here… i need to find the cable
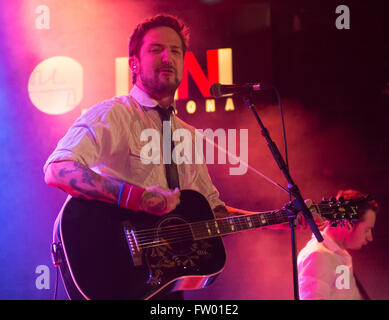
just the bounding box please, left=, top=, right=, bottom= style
left=273, top=87, right=291, bottom=201
left=53, top=266, right=59, bottom=300
left=274, top=88, right=288, bottom=171
left=272, top=87, right=299, bottom=299
left=195, top=126, right=289, bottom=195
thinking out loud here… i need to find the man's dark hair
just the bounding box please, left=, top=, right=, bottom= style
left=129, top=14, right=190, bottom=84
left=336, top=189, right=379, bottom=221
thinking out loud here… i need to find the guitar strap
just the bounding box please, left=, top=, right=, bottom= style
left=354, top=273, right=371, bottom=300
left=156, top=106, right=180, bottom=189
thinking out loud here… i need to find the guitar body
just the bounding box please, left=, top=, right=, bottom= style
left=54, top=190, right=226, bottom=300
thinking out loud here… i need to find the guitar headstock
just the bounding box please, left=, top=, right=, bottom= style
left=310, top=196, right=369, bottom=227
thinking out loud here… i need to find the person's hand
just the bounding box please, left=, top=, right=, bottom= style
left=140, top=185, right=180, bottom=216
left=213, top=205, right=249, bottom=219
left=295, top=199, right=327, bottom=230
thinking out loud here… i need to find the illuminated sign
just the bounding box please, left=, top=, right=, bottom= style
left=28, top=56, right=83, bottom=115
left=30, top=48, right=234, bottom=115
left=177, top=48, right=233, bottom=99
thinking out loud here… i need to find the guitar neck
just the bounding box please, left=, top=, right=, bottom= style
left=190, top=209, right=290, bottom=240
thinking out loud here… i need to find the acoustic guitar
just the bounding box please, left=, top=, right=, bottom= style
left=52, top=190, right=362, bottom=300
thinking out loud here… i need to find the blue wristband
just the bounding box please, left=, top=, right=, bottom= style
left=118, top=183, right=125, bottom=205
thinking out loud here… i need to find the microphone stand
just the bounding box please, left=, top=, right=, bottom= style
left=242, top=93, right=323, bottom=300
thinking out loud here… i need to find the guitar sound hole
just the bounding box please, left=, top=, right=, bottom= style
left=157, top=217, right=194, bottom=256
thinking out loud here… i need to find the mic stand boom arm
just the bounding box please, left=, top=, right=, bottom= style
left=242, top=94, right=323, bottom=300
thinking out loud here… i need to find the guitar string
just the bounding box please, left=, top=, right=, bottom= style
left=132, top=208, right=326, bottom=240
left=135, top=217, right=295, bottom=249
left=131, top=219, right=270, bottom=245
left=132, top=210, right=284, bottom=237
left=134, top=220, right=269, bottom=246
left=133, top=216, right=290, bottom=247
left=132, top=212, right=349, bottom=247
left=130, top=202, right=354, bottom=238
left=132, top=213, right=284, bottom=241
left=132, top=214, right=272, bottom=235
left=128, top=204, right=357, bottom=247
left=131, top=206, right=340, bottom=242
left=136, top=217, right=329, bottom=249
left=136, top=231, right=250, bottom=249
left=134, top=213, right=337, bottom=249
left=134, top=222, right=353, bottom=249
left=136, top=236, right=214, bottom=250
left=135, top=222, right=263, bottom=248
left=138, top=237, right=216, bottom=249
left=134, top=221, right=268, bottom=245
left=130, top=215, right=350, bottom=250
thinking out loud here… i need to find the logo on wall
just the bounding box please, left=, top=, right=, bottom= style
left=28, top=56, right=83, bottom=115
left=29, top=49, right=233, bottom=115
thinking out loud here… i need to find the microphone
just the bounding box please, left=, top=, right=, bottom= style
left=210, top=82, right=271, bottom=98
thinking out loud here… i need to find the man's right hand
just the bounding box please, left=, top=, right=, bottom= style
left=140, top=186, right=181, bottom=216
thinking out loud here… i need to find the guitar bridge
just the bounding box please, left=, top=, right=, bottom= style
left=123, top=222, right=143, bottom=266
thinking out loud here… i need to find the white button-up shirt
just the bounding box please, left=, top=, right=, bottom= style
left=44, top=85, right=225, bottom=210
left=297, top=230, right=362, bottom=300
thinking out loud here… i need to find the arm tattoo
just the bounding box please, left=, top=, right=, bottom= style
left=59, top=162, right=120, bottom=203
left=59, top=167, right=77, bottom=177
left=69, top=178, right=109, bottom=202
left=141, top=191, right=167, bottom=214
left=73, top=162, right=101, bottom=187
left=102, top=179, right=120, bottom=199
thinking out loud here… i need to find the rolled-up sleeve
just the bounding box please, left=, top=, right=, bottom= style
left=43, top=104, right=119, bottom=173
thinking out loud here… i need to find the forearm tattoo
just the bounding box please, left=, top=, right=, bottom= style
left=74, top=162, right=101, bottom=187
left=69, top=178, right=107, bottom=201
left=102, top=179, right=120, bottom=199
left=58, top=167, right=77, bottom=177
left=141, top=191, right=168, bottom=214
left=62, top=162, right=120, bottom=202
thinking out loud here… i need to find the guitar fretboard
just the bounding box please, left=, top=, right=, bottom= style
left=190, top=209, right=289, bottom=240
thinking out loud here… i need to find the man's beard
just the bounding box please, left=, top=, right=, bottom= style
left=139, top=66, right=180, bottom=97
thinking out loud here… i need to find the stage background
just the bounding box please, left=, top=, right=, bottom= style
left=0, top=0, right=388, bottom=299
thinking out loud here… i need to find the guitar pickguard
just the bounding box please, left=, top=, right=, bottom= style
left=145, top=239, right=213, bottom=286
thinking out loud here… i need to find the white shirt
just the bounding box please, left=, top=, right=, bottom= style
left=44, top=85, right=225, bottom=210
left=297, top=230, right=362, bottom=300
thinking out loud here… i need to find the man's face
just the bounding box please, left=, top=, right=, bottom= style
left=133, top=26, right=184, bottom=97
left=344, top=209, right=376, bottom=250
